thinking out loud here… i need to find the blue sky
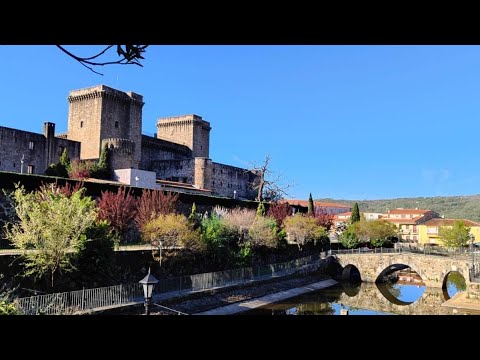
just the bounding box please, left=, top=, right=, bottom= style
left=1, top=45, right=479, bottom=200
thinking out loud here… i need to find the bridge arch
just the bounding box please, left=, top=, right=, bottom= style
left=442, top=271, right=467, bottom=300
left=341, top=264, right=361, bottom=282
left=336, top=253, right=474, bottom=288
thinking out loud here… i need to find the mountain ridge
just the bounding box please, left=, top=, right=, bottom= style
left=316, top=194, right=480, bottom=222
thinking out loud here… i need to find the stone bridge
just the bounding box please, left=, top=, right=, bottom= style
left=336, top=253, right=478, bottom=288
left=337, top=282, right=470, bottom=315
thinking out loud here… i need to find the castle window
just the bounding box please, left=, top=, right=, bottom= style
left=27, top=165, right=34, bottom=174
left=115, top=121, right=119, bottom=128
left=212, top=181, right=215, bottom=186
left=220, top=182, right=223, bottom=187
left=59, top=146, right=65, bottom=156
left=28, top=141, right=34, bottom=150
left=13, top=162, right=15, bottom=167
left=200, top=145, right=202, bottom=150
left=80, top=121, right=84, bottom=128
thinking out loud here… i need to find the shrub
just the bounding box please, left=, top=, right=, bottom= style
left=283, top=213, right=326, bottom=251
left=266, top=202, right=291, bottom=227
left=248, top=216, right=278, bottom=248
left=135, top=189, right=178, bottom=231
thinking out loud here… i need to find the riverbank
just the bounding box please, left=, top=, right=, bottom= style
left=195, top=279, right=338, bottom=315
left=106, top=272, right=333, bottom=315
left=442, top=291, right=480, bottom=314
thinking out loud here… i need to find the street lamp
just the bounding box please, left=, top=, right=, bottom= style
left=469, top=233, right=475, bottom=278
left=134, top=176, right=140, bottom=187
left=139, top=268, right=159, bottom=315
left=233, top=190, right=236, bottom=200
left=20, top=154, right=24, bottom=174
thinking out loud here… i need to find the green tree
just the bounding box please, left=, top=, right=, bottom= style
left=308, top=193, right=315, bottom=216
left=339, top=224, right=359, bottom=249
left=351, top=202, right=360, bottom=223
left=256, top=201, right=266, bottom=217
left=284, top=214, right=326, bottom=251
left=59, top=148, right=70, bottom=168
left=355, top=219, right=397, bottom=248
left=90, top=143, right=111, bottom=180
left=5, top=184, right=97, bottom=287
left=439, top=220, right=471, bottom=249
left=248, top=216, right=278, bottom=248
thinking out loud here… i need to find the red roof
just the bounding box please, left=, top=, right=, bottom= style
left=385, top=209, right=431, bottom=215
left=281, top=199, right=351, bottom=208
left=423, top=218, right=480, bottom=227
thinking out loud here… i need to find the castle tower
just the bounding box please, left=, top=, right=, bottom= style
left=66, top=85, right=144, bottom=168
left=156, top=114, right=211, bottom=158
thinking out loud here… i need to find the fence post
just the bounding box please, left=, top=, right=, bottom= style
left=81, top=287, right=85, bottom=311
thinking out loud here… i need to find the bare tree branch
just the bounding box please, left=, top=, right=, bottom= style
left=56, top=45, right=149, bottom=76
left=249, top=154, right=295, bottom=202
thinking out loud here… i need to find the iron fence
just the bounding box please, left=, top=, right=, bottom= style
left=14, top=253, right=322, bottom=315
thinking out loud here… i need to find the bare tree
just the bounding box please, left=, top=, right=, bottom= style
left=250, top=154, right=293, bottom=202
left=57, top=45, right=148, bottom=76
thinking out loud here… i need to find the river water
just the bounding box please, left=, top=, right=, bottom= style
left=245, top=272, right=479, bottom=315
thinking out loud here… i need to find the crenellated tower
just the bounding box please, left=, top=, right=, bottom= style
left=66, top=85, right=144, bottom=168
left=156, top=114, right=211, bottom=158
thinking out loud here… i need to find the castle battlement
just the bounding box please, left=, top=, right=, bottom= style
left=68, top=85, right=143, bottom=107
left=102, top=138, right=135, bottom=155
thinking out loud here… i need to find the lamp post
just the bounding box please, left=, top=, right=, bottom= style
left=233, top=190, right=236, bottom=200
left=139, top=268, right=159, bottom=315
left=20, top=154, right=24, bottom=174
left=135, top=176, right=140, bottom=187
left=469, top=233, right=475, bottom=278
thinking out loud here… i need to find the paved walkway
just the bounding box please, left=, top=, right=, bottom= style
left=442, top=291, right=480, bottom=313
left=195, top=279, right=338, bottom=315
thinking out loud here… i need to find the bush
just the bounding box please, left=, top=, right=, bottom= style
left=135, top=189, right=178, bottom=231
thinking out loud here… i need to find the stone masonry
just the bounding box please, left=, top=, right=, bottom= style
left=0, top=85, right=259, bottom=200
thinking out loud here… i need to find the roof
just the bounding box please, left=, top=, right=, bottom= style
left=156, top=179, right=211, bottom=192
left=385, top=209, right=432, bottom=215
left=422, top=218, right=480, bottom=227
left=335, top=212, right=352, bottom=217
left=280, top=199, right=351, bottom=208
left=381, top=217, right=423, bottom=225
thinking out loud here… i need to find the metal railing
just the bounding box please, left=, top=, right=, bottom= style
left=332, top=246, right=479, bottom=259
left=14, top=253, right=322, bottom=315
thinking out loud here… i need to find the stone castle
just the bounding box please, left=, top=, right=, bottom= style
left=0, top=85, right=259, bottom=200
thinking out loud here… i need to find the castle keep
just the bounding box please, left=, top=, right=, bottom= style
left=0, top=85, right=259, bottom=200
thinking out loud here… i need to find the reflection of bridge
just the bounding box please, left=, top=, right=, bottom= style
left=338, top=282, right=473, bottom=315
left=336, top=252, right=478, bottom=288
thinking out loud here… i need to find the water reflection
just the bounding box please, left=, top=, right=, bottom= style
left=245, top=281, right=478, bottom=315
left=444, top=271, right=466, bottom=299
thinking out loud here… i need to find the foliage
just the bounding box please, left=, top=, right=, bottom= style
left=142, top=214, right=204, bottom=252
left=248, top=216, right=278, bottom=248
left=135, top=189, right=178, bottom=231
left=0, top=299, right=17, bottom=315
left=314, top=207, right=335, bottom=230
left=97, top=187, right=138, bottom=242
left=446, top=271, right=466, bottom=292
left=223, top=208, right=257, bottom=244
left=44, top=148, right=71, bottom=178
left=5, top=184, right=97, bottom=287
left=351, top=202, right=360, bottom=223
left=72, top=220, right=116, bottom=287
left=212, top=205, right=229, bottom=218
left=339, top=224, right=360, bottom=249
left=283, top=213, right=326, bottom=250
left=67, top=159, right=93, bottom=179
left=89, top=143, right=111, bottom=180
left=308, top=193, right=314, bottom=216
left=60, top=148, right=70, bottom=168
left=266, top=202, right=291, bottom=227
left=439, top=220, right=471, bottom=249
left=188, top=203, right=201, bottom=229
left=354, top=219, right=397, bottom=247
left=256, top=201, right=266, bottom=217
left=201, top=214, right=228, bottom=249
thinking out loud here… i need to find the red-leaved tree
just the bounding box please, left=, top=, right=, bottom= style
left=266, top=202, right=292, bottom=227
left=135, top=189, right=179, bottom=231
left=97, top=187, right=138, bottom=241
left=315, top=207, right=335, bottom=231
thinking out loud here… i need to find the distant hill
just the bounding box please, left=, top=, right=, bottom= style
left=316, top=195, right=480, bottom=222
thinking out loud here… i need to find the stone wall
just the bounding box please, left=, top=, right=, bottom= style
left=67, top=85, right=143, bottom=167
left=151, top=158, right=196, bottom=184
left=337, top=253, right=476, bottom=288
left=0, top=124, right=80, bottom=175
left=140, top=135, right=192, bottom=171
left=210, top=162, right=257, bottom=199
left=156, top=114, right=210, bottom=158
